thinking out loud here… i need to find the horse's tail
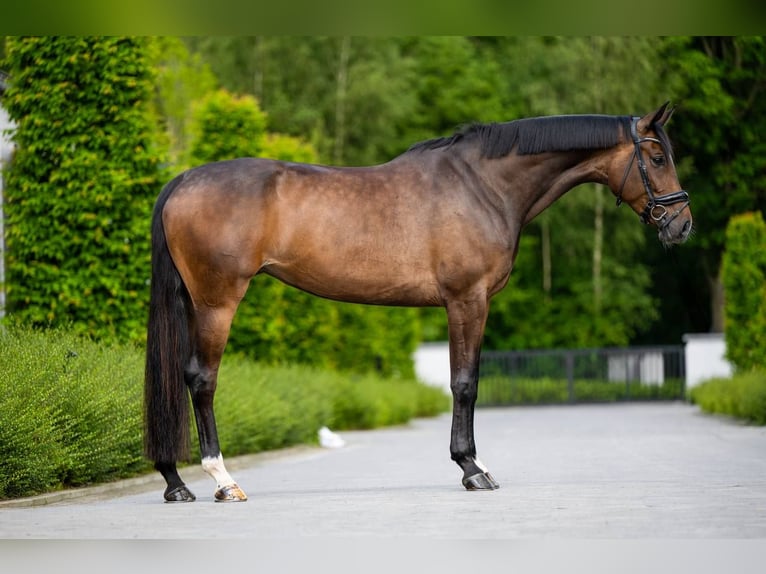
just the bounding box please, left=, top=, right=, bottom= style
left=144, top=173, right=192, bottom=464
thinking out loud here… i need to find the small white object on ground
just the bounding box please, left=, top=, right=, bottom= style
left=318, top=426, right=346, bottom=449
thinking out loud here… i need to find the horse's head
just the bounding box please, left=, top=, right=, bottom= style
left=610, top=102, right=692, bottom=246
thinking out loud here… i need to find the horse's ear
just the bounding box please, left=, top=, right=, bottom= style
left=658, top=103, right=675, bottom=126
left=637, top=101, right=673, bottom=133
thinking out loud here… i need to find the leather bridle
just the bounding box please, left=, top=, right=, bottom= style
left=616, top=117, right=690, bottom=230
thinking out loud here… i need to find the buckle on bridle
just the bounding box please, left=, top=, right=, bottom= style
left=650, top=204, right=668, bottom=222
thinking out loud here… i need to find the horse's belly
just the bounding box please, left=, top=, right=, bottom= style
left=263, top=256, right=441, bottom=307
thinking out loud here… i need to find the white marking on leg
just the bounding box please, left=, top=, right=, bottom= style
left=474, top=457, right=489, bottom=473
left=201, top=454, right=236, bottom=489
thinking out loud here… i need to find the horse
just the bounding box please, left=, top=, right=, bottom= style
left=144, top=102, right=692, bottom=502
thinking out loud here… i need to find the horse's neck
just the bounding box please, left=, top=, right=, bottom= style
left=494, top=149, right=610, bottom=226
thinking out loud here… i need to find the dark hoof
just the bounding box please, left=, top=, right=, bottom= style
left=164, top=485, right=196, bottom=502
left=214, top=483, right=248, bottom=502
left=462, top=472, right=500, bottom=490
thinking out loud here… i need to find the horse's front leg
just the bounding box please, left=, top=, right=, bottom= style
left=446, top=296, right=500, bottom=491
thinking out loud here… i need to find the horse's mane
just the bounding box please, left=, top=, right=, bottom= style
left=407, top=115, right=639, bottom=159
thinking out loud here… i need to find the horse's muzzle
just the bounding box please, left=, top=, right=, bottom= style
left=658, top=210, right=693, bottom=245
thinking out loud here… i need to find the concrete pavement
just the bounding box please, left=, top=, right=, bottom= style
left=2, top=402, right=766, bottom=538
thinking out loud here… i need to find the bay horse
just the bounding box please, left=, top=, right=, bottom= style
left=144, top=102, right=692, bottom=502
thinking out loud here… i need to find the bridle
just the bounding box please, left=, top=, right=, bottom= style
left=616, top=117, right=690, bottom=230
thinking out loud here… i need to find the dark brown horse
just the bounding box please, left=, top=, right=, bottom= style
left=144, top=103, right=691, bottom=502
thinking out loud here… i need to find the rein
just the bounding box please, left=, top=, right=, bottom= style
left=616, top=117, right=690, bottom=230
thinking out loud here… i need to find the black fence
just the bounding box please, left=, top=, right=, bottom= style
left=477, top=346, right=686, bottom=406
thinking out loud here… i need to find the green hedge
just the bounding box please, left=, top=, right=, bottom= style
left=0, top=325, right=449, bottom=500
left=0, top=324, right=147, bottom=499
left=2, top=37, right=162, bottom=343
left=689, top=371, right=766, bottom=425
left=721, top=212, right=766, bottom=372
left=477, top=375, right=685, bottom=406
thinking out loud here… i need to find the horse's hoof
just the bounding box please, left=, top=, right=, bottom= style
left=164, top=485, right=196, bottom=502
left=214, top=483, right=248, bottom=502
left=462, top=472, right=500, bottom=490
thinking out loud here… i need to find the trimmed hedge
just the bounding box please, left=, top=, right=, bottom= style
left=689, top=371, right=766, bottom=425
left=721, top=212, right=766, bottom=372
left=0, top=324, right=449, bottom=500
left=2, top=37, right=162, bottom=343
left=477, top=375, right=684, bottom=406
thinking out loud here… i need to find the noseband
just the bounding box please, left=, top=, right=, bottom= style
left=616, top=117, right=690, bottom=230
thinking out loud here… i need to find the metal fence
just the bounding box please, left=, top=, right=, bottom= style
left=477, top=346, right=686, bottom=406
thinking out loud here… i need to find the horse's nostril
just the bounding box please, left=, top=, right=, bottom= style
left=682, top=220, right=691, bottom=235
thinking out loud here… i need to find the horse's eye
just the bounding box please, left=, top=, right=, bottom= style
left=651, top=155, right=666, bottom=167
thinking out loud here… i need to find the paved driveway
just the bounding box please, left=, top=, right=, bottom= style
left=2, top=403, right=766, bottom=539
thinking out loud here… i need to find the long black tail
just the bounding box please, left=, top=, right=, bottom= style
left=144, top=173, right=193, bottom=464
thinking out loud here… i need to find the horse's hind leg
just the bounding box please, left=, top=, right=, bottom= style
left=155, top=461, right=196, bottom=502
left=446, top=295, right=499, bottom=490
left=187, top=304, right=248, bottom=502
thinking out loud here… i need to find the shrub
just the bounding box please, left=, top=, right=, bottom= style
left=476, top=375, right=684, bottom=406
left=2, top=37, right=162, bottom=343
left=0, top=324, right=148, bottom=498
left=0, top=324, right=448, bottom=500
left=689, top=371, right=766, bottom=425
left=187, top=89, right=267, bottom=165
left=214, top=357, right=449, bottom=458
left=721, top=212, right=766, bottom=372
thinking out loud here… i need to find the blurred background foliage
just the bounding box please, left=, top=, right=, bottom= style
left=2, top=36, right=765, bottom=376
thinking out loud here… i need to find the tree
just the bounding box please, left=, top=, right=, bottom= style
left=183, top=36, right=714, bottom=351
left=2, top=36, right=162, bottom=342
left=185, top=37, right=420, bottom=166
left=147, top=36, right=217, bottom=170
left=188, top=89, right=267, bottom=165
left=657, top=36, right=766, bottom=334
left=395, top=37, right=506, bottom=149
left=481, top=37, right=669, bottom=349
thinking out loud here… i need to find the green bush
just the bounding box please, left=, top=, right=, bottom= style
left=721, top=212, right=766, bottom=372
left=689, top=371, right=766, bottom=425
left=188, top=89, right=268, bottom=165
left=0, top=324, right=148, bottom=499
left=213, top=359, right=449, bottom=457
left=2, top=37, right=162, bottom=343
left=0, top=324, right=449, bottom=500
left=477, top=375, right=684, bottom=406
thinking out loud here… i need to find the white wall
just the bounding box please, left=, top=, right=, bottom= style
left=0, top=103, right=15, bottom=318
left=683, top=332, right=733, bottom=389
left=413, top=342, right=451, bottom=394
left=0, top=106, right=14, bottom=163
left=414, top=334, right=735, bottom=396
